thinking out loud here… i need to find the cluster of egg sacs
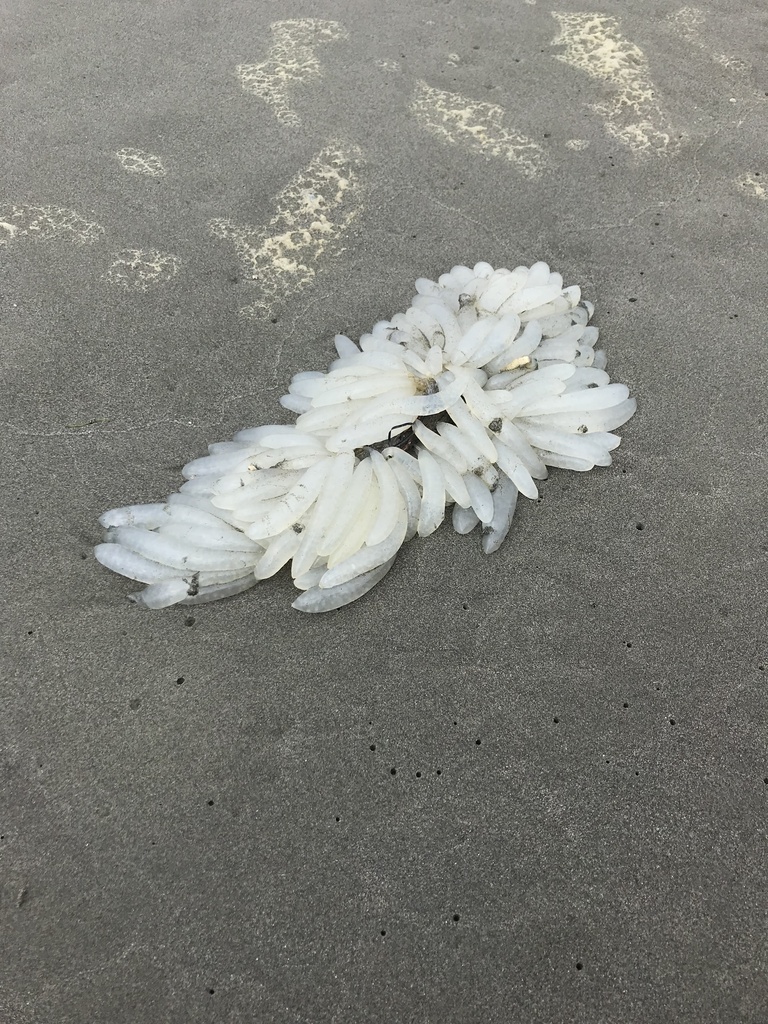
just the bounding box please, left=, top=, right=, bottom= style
left=95, top=262, right=635, bottom=612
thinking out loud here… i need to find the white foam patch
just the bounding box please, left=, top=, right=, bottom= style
left=669, top=8, right=750, bottom=74
left=0, top=205, right=104, bottom=246
left=552, top=12, right=681, bottom=155
left=410, top=82, right=548, bottom=178
left=738, top=174, right=766, bottom=199
left=236, top=19, right=349, bottom=126
left=106, top=249, right=181, bottom=289
left=116, top=148, right=167, bottom=178
left=209, top=145, right=364, bottom=319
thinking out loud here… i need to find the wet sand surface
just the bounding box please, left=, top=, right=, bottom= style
left=2, top=1, right=767, bottom=1021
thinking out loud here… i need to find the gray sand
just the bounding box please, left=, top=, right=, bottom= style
left=2, top=1, right=767, bottom=1021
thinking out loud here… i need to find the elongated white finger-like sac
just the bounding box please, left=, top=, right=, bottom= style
left=485, top=320, right=543, bottom=374
left=521, top=297, right=578, bottom=324
left=476, top=269, right=528, bottom=314
left=288, top=372, right=334, bottom=397
left=128, top=572, right=257, bottom=606
left=291, top=452, right=355, bottom=579
left=480, top=462, right=500, bottom=491
left=309, top=373, right=412, bottom=407
left=452, top=503, right=480, bottom=534
left=424, top=345, right=444, bottom=377
left=212, top=483, right=297, bottom=517
left=356, top=374, right=465, bottom=422
left=99, top=503, right=169, bottom=530
left=105, top=526, right=258, bottom=573
left=403, top=303, right=450, bottom=348
left=448, top=399, right=497, bottom=463
left=469, top=314, right=522, bottom=368
left=193, top=566, right=265, bottom=587
left=256, top=431, right=326, bottom=450
left=319, top=502, right=408, bottom=590
left=492, top=439, right=539, bottom=499
left=389, top=314, right=430, bottom=357
left=153, top=502, right=254, bottom=531
left=412, top=419, right=468, bottom=474
left=324, top=379, right=467, bottom=452
left=435, top=420, right=487, bottom=474
left=95, top=543, right=180, bottom=584
left=325, top=354, right=402, bottom=376
left=538, top=452, right=594, bottom=472
left=154, top=523, right=262, bottom=553
left=502, top=284, right=563, bottom=315
left=521, top=382, right=630, bottom=417
left=317, top=458, right=374, bottom=558
left=245, top=461, right=329, bottom=540
left=245, top=447, right=325, bottom=471
left=325, top=468, right=380, bottom=568
left=212, top=467, right=298, bottom=501
left=497, top=420, right=548, bottom=478
left=254, top=529, right=303, bottom=579
left=293, top=399, right=374, bottom=436
left=417, top=448, right=446, bottom=537
left=514, top=361, right=575, bottom=386
left=334, top=334, right=360, bottom=357
left=128, top=579, right=193, bottom=609
left=233, top=424, right=301, bottom=443
left=401, top=349, right=430, bottom=377
left=383, top=446, right=422, bottom=482
left=564, top=367, right=610, bottom=391
left=536, top=337, right=579, bottom=362
left=177, top=476, right=217, bottom=497
left=432, top=454, right=472, bottom=508
left=538, top=321, right=585, bottom=349
left=522, top=427, right=616, bottom=465
left=292, top=556, right=397, bottom=613
left=540, top=312, right=572, bottom=337
left=525, top=261, right=550, bottom=288
left=494, top=379, right=569, bottom=419
left=525, top=397, right=636, bottom=434
left=182, top=576, right=259, bottom=605
left=451, top=371, right=502, bottom=426
left=182, top=446, right=261, bottom=480
left=485, top=368, right=532, bottom=391
left=280, top=391, right=309, bottom=411
left=448, top=316, right=496, bottom=364
left=419, top=302, right=463, bottom=351
left=463, top=473, right=495, bottom=524
left=386, top=458, right=422, bottom=540
left=587, top=431, right=622, bottom=451
left=292, top=566, right=326, bottom=591
left=367, top=450, right=405, bottom=546
left=415, top=277, right=442, bottom=297
left=482, top=474, right=519, bottom=554
left=166, top=492, right=253, bottom=531
left=403, top=306, right=449, bottom=349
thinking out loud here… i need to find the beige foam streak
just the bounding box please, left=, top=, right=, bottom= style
left=737, top=174, right=766, bottom=199
left=411, top=81, right=548, bottom=177
left=552, top=12, right=681, bottom=155
left=670, top=8, right=749, bottom=74
left=236, top=19, right=348, bottom=126
left=209, top=145, right=364, bottom=319
left=106, top=249, right=181, bottom=289
left=0, top=205, right=104, bottom=247
left=116, top=149, right=167, bottom=178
